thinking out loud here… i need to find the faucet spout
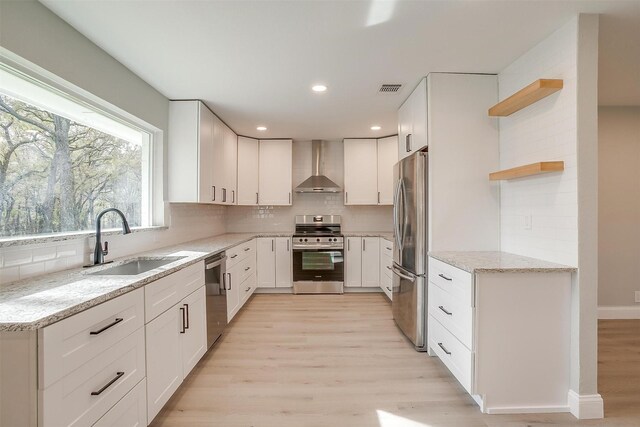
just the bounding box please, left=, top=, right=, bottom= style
left=94, top=208, right=132, bottom=265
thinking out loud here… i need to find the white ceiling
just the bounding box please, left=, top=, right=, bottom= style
left=39, top=0, right=640, bottom=140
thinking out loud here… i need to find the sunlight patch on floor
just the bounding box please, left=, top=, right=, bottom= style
left=376, top=410, right=432, bottom=427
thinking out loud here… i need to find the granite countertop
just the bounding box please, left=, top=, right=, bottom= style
left=343, top=232, right=394, bottom=242
left=0, top=232, right=291, bottom=332
left=428, top=251, right=577, bottom=274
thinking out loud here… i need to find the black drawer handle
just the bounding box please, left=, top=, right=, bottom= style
left=437, top=342, right=452, bottom=355
left=90, top=318, right=123, bottom=335
left=244, top=247, right=250, bottom=252
left=245, top=266, right=251, bottom=271
left=386, top=287, right=392, bottom=291
left=246, top=287, right=251, bottom=292
left=438, top=273, right=452, bottom=281
left=438, top=305, right=452, bottom=316
left=230, top=254, right=238, bottom=259
left=91, top=371, right=124, bottom=395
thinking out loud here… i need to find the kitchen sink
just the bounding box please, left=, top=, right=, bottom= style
left=89, top=256, right=187, bottom=276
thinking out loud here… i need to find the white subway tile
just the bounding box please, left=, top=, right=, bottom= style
left=0, top=266, right=20, bottom=285
left=3, top=249, right=33, bottom=267
left=19, top=262, right=45, bottom=280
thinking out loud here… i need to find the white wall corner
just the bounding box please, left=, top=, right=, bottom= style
left=568, top=390, right=604, bottom=419
left=598, top=306, right=640, bottom=319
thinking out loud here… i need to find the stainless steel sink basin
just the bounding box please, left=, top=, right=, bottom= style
left=89, top=256, right=187, bottom=276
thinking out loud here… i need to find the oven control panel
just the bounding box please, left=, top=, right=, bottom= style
left=292, top=236, right=343, bottom=249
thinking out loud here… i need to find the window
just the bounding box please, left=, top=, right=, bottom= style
left=0, top=66, right=151, bottom=238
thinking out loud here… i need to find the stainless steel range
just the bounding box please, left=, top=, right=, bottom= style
left=292, top=215, right=344, bottom=294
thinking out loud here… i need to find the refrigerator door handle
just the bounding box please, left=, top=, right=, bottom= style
left=391, top=265, right=415, bottom=282
left=393, top=179, right=403, bottom=250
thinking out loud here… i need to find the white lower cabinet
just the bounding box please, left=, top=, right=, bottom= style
left=94, top=379, right=147, bottom=427
left=361, top=237, right=380, bottom=287
left=345, top=236, right=381, bottom=288
left=226, top=239, right=257, bottom=321
left=145, top=271, right=207, bottom=424
left=380, top=239, right=393, bottom=299
left=256, top=237, right=291, bottom=288
left=427, top=256, right=573, bottom=414
left=345, top=237, right=362, bottom=287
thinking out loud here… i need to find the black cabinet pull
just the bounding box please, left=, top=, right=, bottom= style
left=386, top=287, right=392, bottom=291
left=245, top=266, right=250, bottom=271
left=438, top=273, right=452, bottom=281
left=244, top=247, right=250, bottom=252
left=179, top=307, right=186, bottom=334
left=437, top=342, right=451, bottom=355
left=438, top=305, right=453, bottom=316
left=90, top=318, right=123, bottom=335
left=91, top=371, right=124, bottom=395
left=184, top=303, right=190, bottom=329
left=230, top=254, right=238, bottom=259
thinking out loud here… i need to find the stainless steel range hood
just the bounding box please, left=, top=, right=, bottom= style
left=295, top=140, right=341, bottom=193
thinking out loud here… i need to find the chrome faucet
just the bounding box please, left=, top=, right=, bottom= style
left=94, top=208, right=132, bottom=265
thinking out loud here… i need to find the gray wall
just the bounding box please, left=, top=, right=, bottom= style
left=0, top=0, right=168, bottom=133
left=598, top=106, right=640, bottom=307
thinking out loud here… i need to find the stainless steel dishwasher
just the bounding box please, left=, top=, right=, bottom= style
left=204, top=253, right=227, bottom=349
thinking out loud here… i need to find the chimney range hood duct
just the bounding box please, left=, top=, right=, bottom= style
left=295, top=140, right=341, bottom=193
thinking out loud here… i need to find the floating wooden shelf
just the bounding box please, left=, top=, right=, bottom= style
left=489, top=161, right=564, bottom=181
left=488, top=79, right=563, bottom=117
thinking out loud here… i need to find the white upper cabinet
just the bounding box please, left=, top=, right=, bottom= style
left=258, top=139, right=292, bottom=205
left=168, top=100, right=217, bottom=203
left=344, top=137, right=397, bottom=205
left=222, top=123, right=238, bottom=204
left=237, top=136, right=259, bottom=205
left=211, top=114, right=225, bottom=204
left=376, top=135, right=398, bottom=205
left=343, top=139, right=378, bottom=205
left=398, top=78, right=427, bottom=160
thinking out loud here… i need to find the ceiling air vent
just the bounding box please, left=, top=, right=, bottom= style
left=378, top=84, right=402, bottom=94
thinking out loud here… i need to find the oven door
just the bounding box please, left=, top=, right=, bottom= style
left=292, top=248, right=344, bottom=283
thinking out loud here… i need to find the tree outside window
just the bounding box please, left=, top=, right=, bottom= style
left=0, top=93, right=144, bottom=237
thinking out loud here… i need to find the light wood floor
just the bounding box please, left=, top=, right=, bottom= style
left=150, top=294, right=640, bottom=427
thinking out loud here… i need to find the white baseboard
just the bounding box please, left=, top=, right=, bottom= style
left=254, top=288, right=293, bottom=294
left=485, top=405, right=569, bottom=415
left=568, top=390, right=604, bottom=419
left=598, top=305, right=640, bottom=319
left=344, top=287, right=383, bottom=293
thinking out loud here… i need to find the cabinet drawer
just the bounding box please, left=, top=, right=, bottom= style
left=240, top=272, right=257, bottom=304
left=238, top=257, right=255, bottom=285
left=39, top=288, right=144, bottom=389
left=429, top=315, right=473, bottom=394
left=381, top=240, right=394, bottom=256
left=226, top=240, right=254, bottom=269
left=380, top=270, right=392, bottom=295
left=93, top=379, right=146, bottom=427
left=145, top=262, right=203, bottom=323
left=429, top=282, right=473, bottom=349
left=39, top=328, right=146, bottom=427
left=429, top=257, right=473, bottom=306
left=380, top=254, right=393, bottom=280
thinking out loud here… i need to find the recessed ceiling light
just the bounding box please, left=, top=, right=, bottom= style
left=370, top=125, right=382, bottom=131
left=312, top=84, right=327, bottom=93
left=256, top=126, right=267, bottom=131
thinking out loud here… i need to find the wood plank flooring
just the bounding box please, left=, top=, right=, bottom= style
left=150, top=294, right=640, bottom=427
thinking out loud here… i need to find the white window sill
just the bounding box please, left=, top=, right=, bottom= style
left=0, top=226, right=169, bottom=249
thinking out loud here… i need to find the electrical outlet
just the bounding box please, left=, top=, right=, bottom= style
left=635, top=291, right=640, bottom=303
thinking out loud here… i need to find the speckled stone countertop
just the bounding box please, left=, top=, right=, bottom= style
left=0, top=232, right=291, bottom=331
left=343, top=232, right=394, bottom=242
left=428, top=251, right=577, bottom=274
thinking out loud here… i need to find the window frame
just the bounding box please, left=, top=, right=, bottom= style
left=0, top=51, right=165, bottom=245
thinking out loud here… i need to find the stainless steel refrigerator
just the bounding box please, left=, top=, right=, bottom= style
left=392, top=151, right=428, bottom=351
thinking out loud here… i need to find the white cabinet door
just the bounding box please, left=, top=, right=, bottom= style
left=237, top=136, right=259, bottom=205
left=361, top=237, right=380, bottom=287
left=343, top=139, right=378, bottom=205
left=146, top=306, right=183, bottom=423
left=226, top=265, right=241, bottom=321
left=211, top=114, right=226, bottom=204
left=223, top=124, right=237, bottom=205
left=168, top=100, right=213, bottom=203
left=397, top=96, right=413, bottom=161
left=257, top=238, right=276, bottom=288
left=398, top=78, right=427, bottom=160
left=198, top=105, right=215, bottom=203
left=411, top=77, right=428, bottom=155
left=275, top=237, right=292, bottom=288
left=180, top=286, right=207, bottom=378
left=345, top=237, right=362, bottom=287
left=259, top=139, right=292, bottom=205
left=377, top=136, right=398, bottom=205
